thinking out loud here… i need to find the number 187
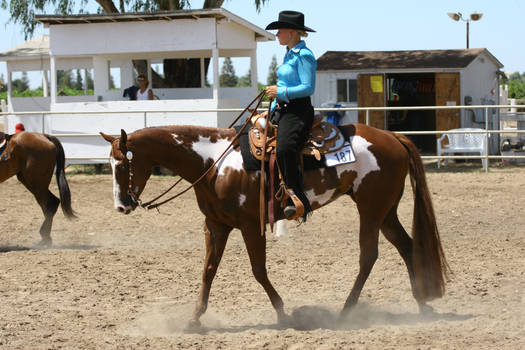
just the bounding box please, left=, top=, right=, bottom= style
left=334, top=150, right=350, bottom=162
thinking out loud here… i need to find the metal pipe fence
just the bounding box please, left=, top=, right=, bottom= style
left=1, top=104, right=525, bottom=170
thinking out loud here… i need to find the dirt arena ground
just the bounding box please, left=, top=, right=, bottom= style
left=0, top=163, right=524, bottom=349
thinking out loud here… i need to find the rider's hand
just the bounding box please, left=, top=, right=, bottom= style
left=265, top=85, right=278, bottom=99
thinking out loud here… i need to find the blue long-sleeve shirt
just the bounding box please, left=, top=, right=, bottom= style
left=271, top=40, right=317, bottom=111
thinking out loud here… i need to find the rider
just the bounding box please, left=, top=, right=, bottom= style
left=264, top=10, right=317, bottom=220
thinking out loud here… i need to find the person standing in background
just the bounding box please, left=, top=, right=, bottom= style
left=15, top=123, right=25, bottom=133
left=136, top=74, right=153, bottom=100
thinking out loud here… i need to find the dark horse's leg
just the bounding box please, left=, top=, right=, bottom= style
left=17, top=164, right=58, bottom=247
left=381, top=202, right=433, bottom=313
left=340, top=215, right=381, bottom=317
left=240, top=223, right=288, bottom=325
left=187, top=218, right=232, bottom=329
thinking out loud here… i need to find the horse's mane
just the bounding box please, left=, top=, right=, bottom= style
left=134, top=125, right=236, bottom=139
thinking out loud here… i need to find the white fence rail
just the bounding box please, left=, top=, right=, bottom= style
left=2, top=104, right=525, bottom=171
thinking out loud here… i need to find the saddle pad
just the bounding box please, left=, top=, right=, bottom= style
left=235, top=125, right=336, bottom=172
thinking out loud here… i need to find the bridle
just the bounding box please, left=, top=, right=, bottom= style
left=121, top=91, right=266, bottom=211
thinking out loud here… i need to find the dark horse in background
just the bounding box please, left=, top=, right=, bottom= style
left=100, top=122, right=449, bottom=328
left=0, top=131, right=76, bottom=246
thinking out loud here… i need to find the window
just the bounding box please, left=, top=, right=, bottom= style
left=151, top=61, right=165, bottom=89
left=337, top=79, right=357, bottom=103
left=109, top=67, right=121, bottom=90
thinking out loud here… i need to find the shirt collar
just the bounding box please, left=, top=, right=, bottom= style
left=286, top=40, right=306, bottom=54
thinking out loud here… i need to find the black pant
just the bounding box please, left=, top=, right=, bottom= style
left=274, top=97, right=314, bottom=216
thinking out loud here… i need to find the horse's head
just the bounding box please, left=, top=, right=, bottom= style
left=100, top=129, right=152, bottom=214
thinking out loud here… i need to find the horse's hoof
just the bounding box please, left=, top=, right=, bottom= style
left=184, top=319, right=201, bottom=333
left=36, top=238, right=52, bottom=248
left=277, top=313, right=293, bottom=328
left=418, top=303, right=434, bottom=315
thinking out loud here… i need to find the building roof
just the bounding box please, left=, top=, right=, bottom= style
left=317, top=48, right=503, bottom=71
left=35, top=8, right=274, bottom=41
left=0, top=35, right=49, bottom=60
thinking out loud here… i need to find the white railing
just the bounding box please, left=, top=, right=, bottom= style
left=1, top=104, right=525, bottom=171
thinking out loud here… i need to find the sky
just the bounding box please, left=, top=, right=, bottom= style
left=1, top=0, right=524, bottom=88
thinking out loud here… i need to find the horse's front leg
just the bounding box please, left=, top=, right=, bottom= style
left=187, top=218, right=232, bottom=330
left=240, top=223, right=289, bottom=326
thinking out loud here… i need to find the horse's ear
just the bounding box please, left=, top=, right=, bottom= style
left=119, top=129, right=128, bottom=152
left=100, top=132, right=115, bottom=143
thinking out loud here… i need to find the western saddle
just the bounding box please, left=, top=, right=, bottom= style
left=248, top=113, right=346, bottom=228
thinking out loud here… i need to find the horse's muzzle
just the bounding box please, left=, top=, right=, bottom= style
left=116, top=194, right=138, bottom=214
left=116, top=205, right=132, bottom=215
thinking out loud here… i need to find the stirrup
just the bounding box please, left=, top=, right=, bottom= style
left=283, top=205, right=297, bottom=219
left=281, top=189, right=304, bottom=221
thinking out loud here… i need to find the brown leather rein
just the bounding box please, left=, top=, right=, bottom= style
left=126, top=91, right=267, bottom=211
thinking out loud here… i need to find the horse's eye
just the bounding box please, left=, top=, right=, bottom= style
left=116, top=163, right=127, bottom=171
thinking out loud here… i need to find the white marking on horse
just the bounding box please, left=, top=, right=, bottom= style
left=171, top=134, right=184, bottom=145
left=191, top=136, right=244, bottom=175
left=306, top=188, right=337, bottom=207
left=239, top=194, right=247, bottom=207
left=110, top=157, right=124, bottom=209
left=336, top=135, right=380, bottom=192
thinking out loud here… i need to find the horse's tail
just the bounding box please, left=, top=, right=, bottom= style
left=46, top=135, right=76, bottom=219
left=394, top=132, right=449, bottom=301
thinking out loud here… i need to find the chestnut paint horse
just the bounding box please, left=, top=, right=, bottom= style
left=0, top=131, right=76, bottom=246
left=100, top=123, right=448, bottom=328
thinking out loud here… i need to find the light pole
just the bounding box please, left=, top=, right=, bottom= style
left=447, top=12, right=483, bottom=49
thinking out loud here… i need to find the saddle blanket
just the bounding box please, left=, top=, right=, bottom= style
left=234, top=125, right=355, bottom=172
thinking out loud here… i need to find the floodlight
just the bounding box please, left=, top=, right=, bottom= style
left=447, top=12, right=460, bottom=21
left=470, top=13, right=483, bottom=21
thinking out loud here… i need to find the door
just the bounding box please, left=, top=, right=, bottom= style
left=435, top=72, right=461, bottom=133
left=357, top=74, right=385, bottom=129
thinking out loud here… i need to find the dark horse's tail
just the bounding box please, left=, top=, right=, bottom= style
left=45, top=135, right=76, bottom=219
left=394, top=133, right=449, bottom=301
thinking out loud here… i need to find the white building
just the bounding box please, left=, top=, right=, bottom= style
left=312, top=49, right=504, bottom=152
left=0, top=9, right=274, bottom=162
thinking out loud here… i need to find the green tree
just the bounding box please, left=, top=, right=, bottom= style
left=12, top=72, right=30, bottom=92
left=505, top=71, right=525, bottom=99
left=508, top=80, right=525, bottom=99
left=267, top=54, right=278, bottom=85
left=508, top=72, right=522, bottom=81
left=237, top=68, right=251, bottom=87
left=75, top=69, right=83, bottom=90
left=86, top=70, right=94, bottom=90
left=57, top=70, right=74, bottom=91
left=219, top=57, right=237, bottom=87
left=0, top=73, right=6, bottom=92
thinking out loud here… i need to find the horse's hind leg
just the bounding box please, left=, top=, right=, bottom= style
left=187, top=218, right=232, bottom=330
left=381, top=205, right=432, bottom=313
left=240, top=223, right=287, bottom=325
left=340, top=217, right=380, bottom=318
left=17, top=172, right=59, bottom=247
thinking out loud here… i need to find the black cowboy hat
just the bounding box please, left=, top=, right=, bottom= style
left=265, top=10, right=316, bottom=32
